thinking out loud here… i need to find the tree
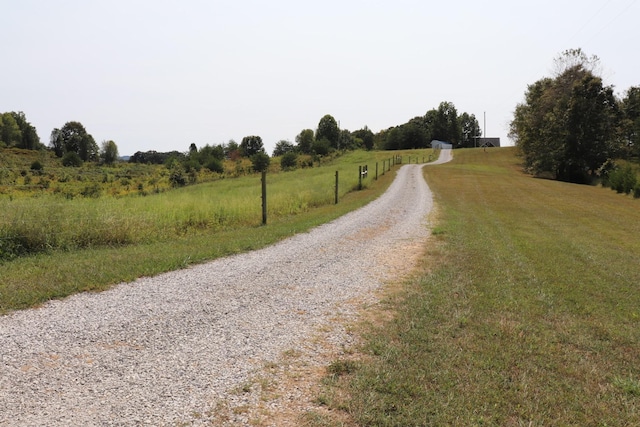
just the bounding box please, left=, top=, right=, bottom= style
left=272, top=140, right=295, bottom=157
left=316, top=115, right=340, bottom=149
left=433, top=101, right=460, bottom=145
left=459, top=113, right=481, bottom=148
left=8, top=112, right=41, bottom=149
left=0, top=113, right=22, bottom=147
left=510, top=50, right=620, bottom=183
left=239, top=135, right=265, bottom=157
left=50, top=121, right=98, bottom=161
left=280, top=152, right=298, bottom=170
left=620, top=86, right=640, bottom=157
left=295, top=129, right=314, bottom=154
left=100, top=140, right=119, bottom=165
left=353, top=126, right=375, bottom=150
left=251, top=152, right=270, bottom=172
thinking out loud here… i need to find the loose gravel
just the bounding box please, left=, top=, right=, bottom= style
left=0, top=150, right=451, bottom=426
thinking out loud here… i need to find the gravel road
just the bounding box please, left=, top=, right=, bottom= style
left=0, top=149, right=451, bottom=426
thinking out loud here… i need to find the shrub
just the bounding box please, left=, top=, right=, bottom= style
left=62, top=151, right=83, bottom=167
left=251, top=152, right=271, bottom=173
left=608, top=164, right=638, bottom=194
left=205, top=158, right=224, bottom=174
left=280, top=152, right=298, bottom=171
left=30, top=160, right=43, bottom=172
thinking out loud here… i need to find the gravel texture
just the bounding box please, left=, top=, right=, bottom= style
left=0, top=149, right=451, bottom=426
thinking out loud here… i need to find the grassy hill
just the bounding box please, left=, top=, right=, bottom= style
left=317, top=147, right=640, bottom=426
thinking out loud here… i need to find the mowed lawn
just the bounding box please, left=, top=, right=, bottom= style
left=324, top=147, right=640, bottom=426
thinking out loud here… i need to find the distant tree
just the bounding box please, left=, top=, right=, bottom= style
left=280, top=152, right=298, bottom=170
left=272, top=140, right=295, bottom=157
left=459, top=113, right=481, bottom=148
left=189, top=143, right=198, bottom=154
left=100, top=140, right=119, bottom=165
left=295, top=129, right=315, bottom=154
left=353, top=126, right=375, bottom=150
left=50, top=121, right=98, bottom=161
left=205, top=157, right=224, bottom=173
left=62, top=151, right=83, bottom=167
left=9, top=112, right=42, bottom=149
left=620, top=86, right=640, bottom=157
left=0, top=113, right=22, bottom=147
left=251, top=152, right=270, bottom=172
left=510, top=49, right=619, bottom=183
left=240, top=135, right=265, bottom=157
left=224, top=139, right=240, bottom=159
left=312, top=138, right=331, bottom=156
left=316, top=115, right=340, bottom=149
left=433, top=101, right=460, bottom=145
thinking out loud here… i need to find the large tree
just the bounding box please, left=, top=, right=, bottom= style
left=239, top=135, right=265, bottom=157
left=316, top=114, right=340, bottom=149
left=0, top=113, right=22, bottom=147
left=510, top=49, right=620, bottom=183
left=432, top=101, right=460, bottom=145
left=459, top=112, right=481, bottom=148
left=0, top=112, right=42, bottom=149
left=620, top=86, right=640, bottom=157
left=295, top=129, right=314, bottom=154
left=50, top=121, right=98, bottom=161
left=100, top=140, right=119, bottom=165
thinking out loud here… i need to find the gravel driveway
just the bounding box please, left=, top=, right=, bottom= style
left=0, top=149, right=451, bottom=426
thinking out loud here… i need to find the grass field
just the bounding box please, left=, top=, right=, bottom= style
left=316, top=147, right=640, bottom=426
left=0, top=148, right=432, bottom=313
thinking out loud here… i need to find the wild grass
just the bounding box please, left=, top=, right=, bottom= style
left=319, top=147, right=640, bottom=426
left=0, top=148, right=432, bottom=313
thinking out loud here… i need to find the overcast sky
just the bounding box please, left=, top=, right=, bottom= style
left=2, top=0, right=638, bottom=155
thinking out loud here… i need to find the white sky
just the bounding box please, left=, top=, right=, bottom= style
left=2, top=0, right=638, bottom=155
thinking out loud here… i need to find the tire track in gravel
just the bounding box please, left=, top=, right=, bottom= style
left=0, top=148, right=451, bottom=426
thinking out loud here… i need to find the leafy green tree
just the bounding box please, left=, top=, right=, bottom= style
left=353, top=126, right=375, bottom=150
left=510, top=50, right=620, bottom=183
left=316, top=115, right=340, bottom=149
left=100, top=140, right=119, bottom=165
left=224, top=139, right=240, bottom=159
left=0, top=113, right=22, bottom=147
left=433, top=101, right=460, bottom=145
left=312, top=138, right=331, bottom=156
left=295, top=129, right=314, bottom=154
left=251, top=152, right=270, bottom=172
left=459, top=113, right=481, bottom=148
left=9, top=112, right=42, bottom=149
left=62, top=151, right=83, bottom=167
left=620, top=86, right=640, bottom=157
left=50, top=121, right=98, bottom=161
left=280, top=152, right=298, bottom=170
left=240, top=135, right=265, bottom=157
left=272, top=140, right=295, bottom=157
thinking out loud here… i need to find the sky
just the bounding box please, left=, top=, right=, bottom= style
left=2, top=0, right=638, bottom=156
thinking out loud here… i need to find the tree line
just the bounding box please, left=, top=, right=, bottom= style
left=2, top=101, right=478, bottom=176
left=510, top=49, right=640, bottom=184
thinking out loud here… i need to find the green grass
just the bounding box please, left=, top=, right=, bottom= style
left=318, top=147, right=640, bottom=426
left=0, top=148, right=432, bottom=313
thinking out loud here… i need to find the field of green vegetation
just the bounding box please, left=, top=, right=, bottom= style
left=314, top=147, right=640, bottom=426
left=0, top=148, right=433, bottom=313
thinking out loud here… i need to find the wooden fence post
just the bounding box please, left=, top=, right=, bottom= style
left=335, top=171, right=339, bottom=204
left=261, top=171, right=267, bottom=225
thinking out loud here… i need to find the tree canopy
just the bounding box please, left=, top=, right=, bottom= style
left=50, top=121, right=99, bottom=161
left=239, top=135, right=265, bottom=157
left=378, top=102, right=479, bottom=150
left=0, top=111, right=42, bottom=149
left=316, top=115, right=340, bottom=149
left=510, top=49, right=621, bottom=183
